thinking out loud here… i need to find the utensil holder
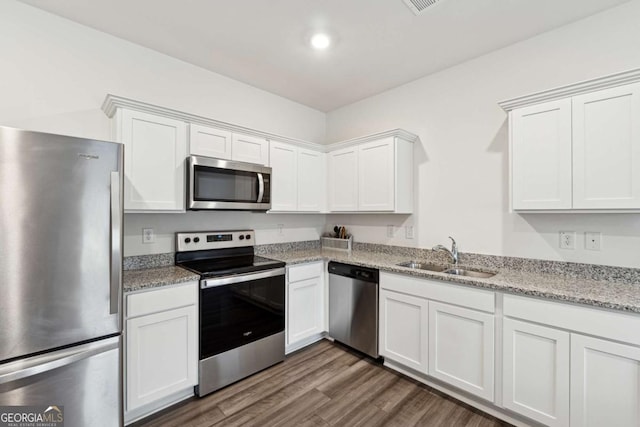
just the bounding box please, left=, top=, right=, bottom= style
left=321, top=236, right=353, bottom=252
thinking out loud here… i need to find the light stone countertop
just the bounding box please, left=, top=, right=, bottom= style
left=121, top=247, right=640, bottom=313
left=123, top=266, right=200, bottom=292
left=265, top=248, right=640, bottom=314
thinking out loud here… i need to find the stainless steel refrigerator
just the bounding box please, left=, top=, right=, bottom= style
left=0, top=127, right=123, bottom=427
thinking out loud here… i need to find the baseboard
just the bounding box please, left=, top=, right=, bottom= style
left=285, top=332, right=327, bottom=354
left=384, top=360, right=543, bottom=427
left=124, top=387, right=194, bottom=425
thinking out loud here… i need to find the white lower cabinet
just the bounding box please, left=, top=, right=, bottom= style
left=502, top=318, right=570, bottom=427
left=428, top=301, right=494, bottom=401
left=286, top=262, right=325, bottom=352
left=570, top=334, right=640, bottom=427
left=124, top=282, right=198, bottom=423
left=379, top=289, right=429, bottom=373
left=379, top=272, right=495, bottom=402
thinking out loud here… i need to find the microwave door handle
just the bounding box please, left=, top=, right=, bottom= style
left=257, top=173, right=264, bottom=203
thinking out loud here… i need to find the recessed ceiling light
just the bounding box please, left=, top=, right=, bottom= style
left=310, top=33, right=331, bottom=50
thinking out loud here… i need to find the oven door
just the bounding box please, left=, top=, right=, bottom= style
left=200, top=268, right=285, bottom=360
left=188, top=155, right=271, bottom=210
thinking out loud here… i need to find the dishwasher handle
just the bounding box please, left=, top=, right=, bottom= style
left=328, top=261, right=379, bottom=283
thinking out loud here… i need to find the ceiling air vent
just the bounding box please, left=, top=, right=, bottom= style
left=402, top=0, right=441, bottom=15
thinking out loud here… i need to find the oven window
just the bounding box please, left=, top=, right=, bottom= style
left=194, top=165, right=258, bottom=203
left=200, top=274, right=285, bottom=359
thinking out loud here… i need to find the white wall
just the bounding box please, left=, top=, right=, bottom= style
left=0, top=0, right=327, bottom=256
left=326, top=0, right=640, bottom=268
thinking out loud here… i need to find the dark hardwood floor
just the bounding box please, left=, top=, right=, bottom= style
left=135, top=340, right=511, bottom=427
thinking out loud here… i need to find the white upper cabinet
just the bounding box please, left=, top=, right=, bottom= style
left=328, top=132, right=414, bottom=213
left=328, top=146, right=359, bottom=211
left=511, top=99, right=572, bottom=210
left=358, top=138, right=395, bottom=211
left=297, top=148, right=326, bottom=212
left=116, top=109, right=187, bottom=212
left=572, top=83, right=640, bottom=209
left=232, top=133, right=269, bottom=165
left=502, top=70, right=640, bottom=211
left=187, top=123, right=268, bottom=165
left=189, top=124, right=232, bottom=159
left=269, top=141, right=325, bottom=212
left=269, top=141, right=298, bottom=211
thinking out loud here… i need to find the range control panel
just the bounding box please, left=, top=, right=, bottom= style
left=176, top=230, right=255, bottom=252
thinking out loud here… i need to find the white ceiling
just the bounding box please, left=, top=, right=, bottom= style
left=19, top=0, right=631, bottom=112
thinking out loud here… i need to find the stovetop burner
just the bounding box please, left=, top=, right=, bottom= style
left=178, top=254, right=285, bottom=278
left=174, top=230, right=285, bottom=278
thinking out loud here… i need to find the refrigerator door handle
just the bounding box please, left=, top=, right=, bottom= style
left=110, top=170, right=122, bottom=315
left=0, top=336, right=119, bottom=385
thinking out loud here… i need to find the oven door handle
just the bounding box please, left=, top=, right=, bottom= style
left=201, top=267, right=285, bottom=289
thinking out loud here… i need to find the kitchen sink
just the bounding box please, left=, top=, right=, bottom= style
left=396, top=261, right=447, bottom=272
left=443, top=268, right=496, bottom=278
left=397, top=261, right=496, bottom=278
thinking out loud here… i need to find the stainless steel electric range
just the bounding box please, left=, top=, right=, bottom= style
left=175, top=230, right=285, bottom=396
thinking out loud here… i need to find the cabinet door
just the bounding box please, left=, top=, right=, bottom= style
left=120, top=109, right=187, bottom=211
left=379, top=289, right=428, bottom=373
left=428, top=301, right=494, bottom=401
left=189, top=124, right=231, bottom=159
left=511, top=99, right=572, bottom=210
left=571, top=334, right=640, bottom=427
left=269, top=141, right=298, bottom=211
left=573, top=83, right=640, bottom=209
left=231, top=133, right=269, bottom=165
left=126, top=305, right=197, bottom=411
left=328, top=146, right=358, bottom=211
left=503, top=318, right=570, bottom=427
left=298, top=148, right=325, bottom=212
left=287, top=277, right=324, bottom=345
left=358, top=138, right=395, bottom=211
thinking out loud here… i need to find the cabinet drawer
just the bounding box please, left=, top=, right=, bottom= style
left=504, top=294, right=640, bottom=346
left=288, top=262, right=323, bottom=283
left=127, top=282, right=198, bottom=318
left=380, top=272, right=495, bottom=313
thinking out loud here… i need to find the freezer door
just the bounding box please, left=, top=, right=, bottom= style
left=0, top=336, right=122, bottom=427
left=0, top=127, right=123, bottom=361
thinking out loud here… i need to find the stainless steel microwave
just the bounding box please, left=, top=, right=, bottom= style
left=187, top=155, right=271, bottom=211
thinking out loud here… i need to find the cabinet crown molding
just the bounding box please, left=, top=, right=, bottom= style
left=102, top=94, right=418, bottom=152
left=498, top=67, right=640, bottom=111
left=102, top=94, right=325, bottom=151
left=328, top=129, right=418, bottom=151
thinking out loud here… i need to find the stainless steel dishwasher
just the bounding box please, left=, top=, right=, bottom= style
left=328, top=261, right=379, bottom=359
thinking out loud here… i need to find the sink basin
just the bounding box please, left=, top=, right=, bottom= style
left=396, top=261, right=447, bottom=272
left=444, top=268, right=496, bottom=279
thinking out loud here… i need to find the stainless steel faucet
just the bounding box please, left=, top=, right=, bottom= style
left=433, top=236, right=458, bottom=265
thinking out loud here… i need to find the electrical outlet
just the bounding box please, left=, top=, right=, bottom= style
left=387, top=225, right=395, bottom=238
left=585, top=232, right=601, bottom=251
left=405, top=225, right=414, bottom=239
left=559, top=231, right=575, bottom=250
left=277, top=224, right=284, bottom=236
left=142, top=228, right=155, bottom=244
